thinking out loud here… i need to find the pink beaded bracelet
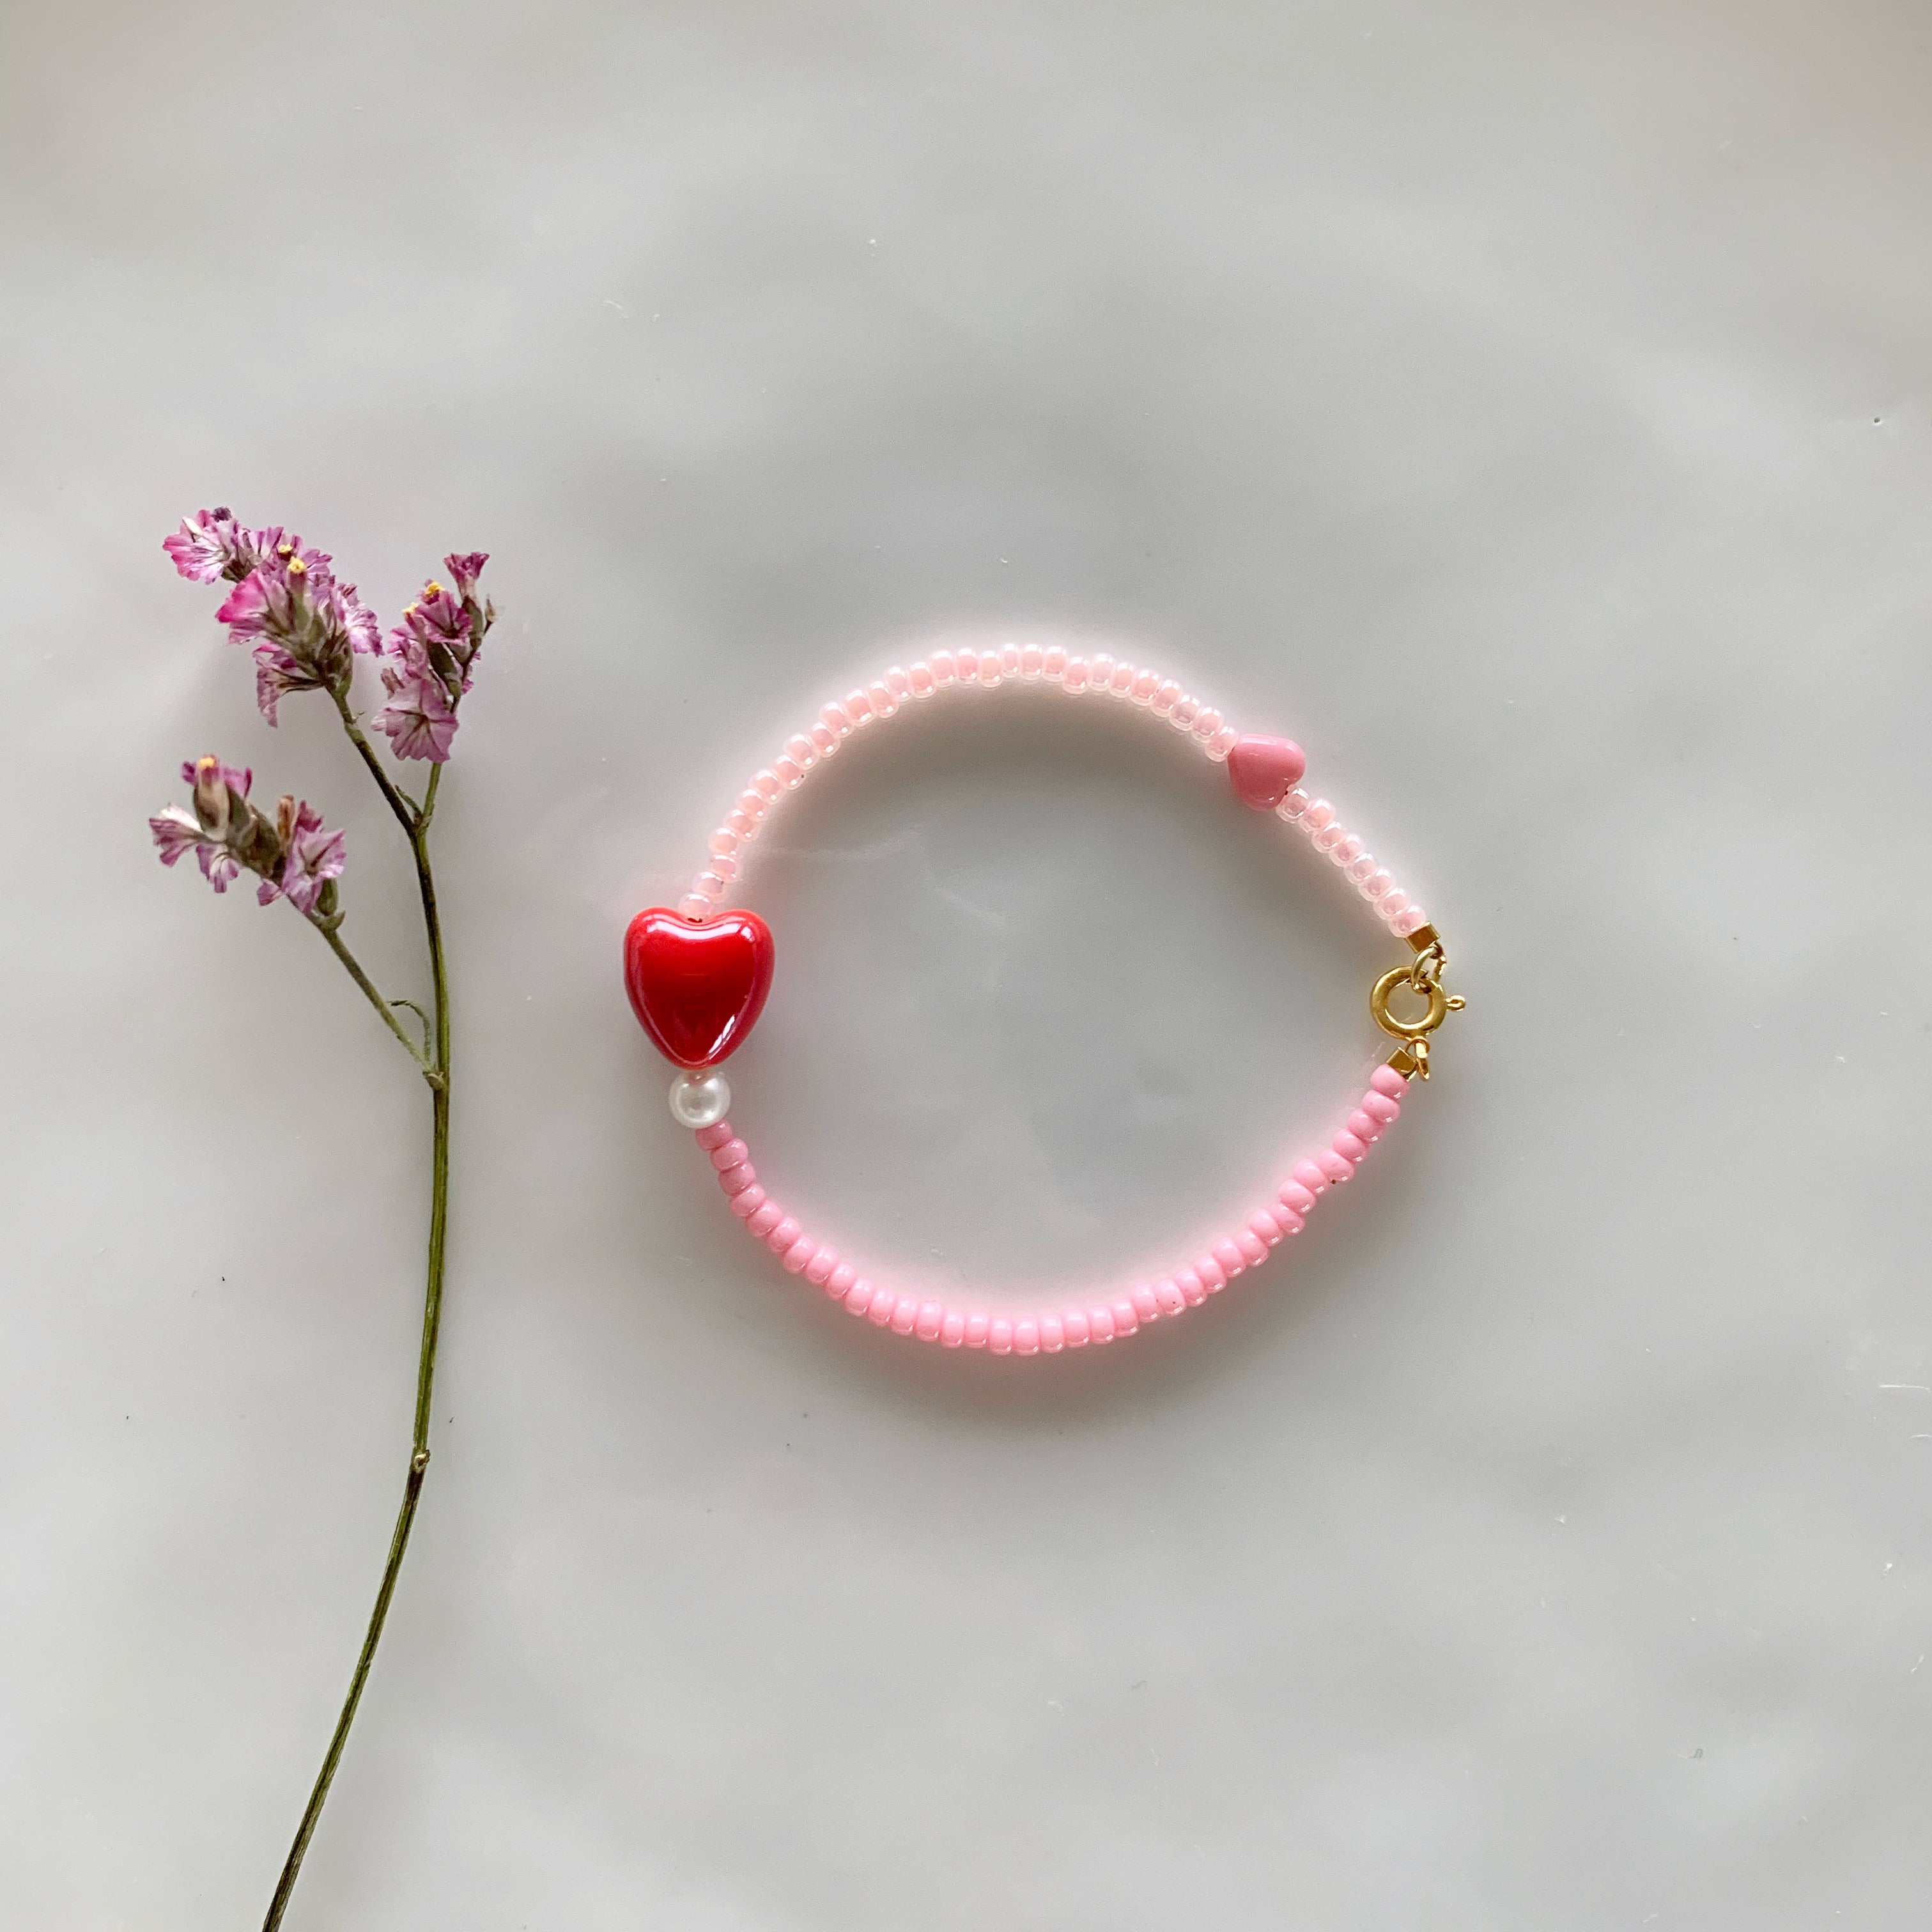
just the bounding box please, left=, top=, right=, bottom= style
left=623, top=642, right=1463, bottom=1354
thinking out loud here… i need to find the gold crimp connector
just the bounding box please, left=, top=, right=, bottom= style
left=1369, top=928, right=1464, bottom=1081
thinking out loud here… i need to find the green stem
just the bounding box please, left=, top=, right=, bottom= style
left=330, top=688, right=419, bottom=838
left=312, top=922, right=435, bottom=1079
left=262, top=759, right=452, bottom=1932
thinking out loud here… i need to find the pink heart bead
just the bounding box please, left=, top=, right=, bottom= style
left=1226, top=735, right=1308, bottom=811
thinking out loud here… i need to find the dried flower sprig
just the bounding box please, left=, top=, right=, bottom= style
left=154, top=509, right=495, bottom=1929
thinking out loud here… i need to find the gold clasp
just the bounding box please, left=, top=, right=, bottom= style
left=1369, top=924, right=1465, bottom=1081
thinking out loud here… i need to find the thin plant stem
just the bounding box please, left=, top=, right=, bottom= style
left=261, top=741, right=453, bottom=1932
left=311, top=920, right=435, bottom=1079
left=330, top=688, right=418, bottom=838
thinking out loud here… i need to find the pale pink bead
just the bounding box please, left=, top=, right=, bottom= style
left=1234, top=1228, right=1268, bottom=1266
left=1379, top=889, right=1410, bottom=920
left=1014, top=1317, right=1040, bottom=1355
left=738, top=788, right=770, bottom=821
left=940, top=1308, right=966, bottom=1347
left=1269, top=1205, right=1305, bottom=1237
left=1175, top=1267, right=1207, bottom=1306
left=1088, top=1304, right=1116, bottom=1343
left=843, top=1279, right=875, bottom=1317
left=989, top=1317, right=1012, bottom=1354
left=1212, top=1237, right=1246, bottom=1278
left=964, top=1310, right=990, bottom=1348
left=819, top=702, right=853, bottom=741
left=711, top=852, right=740, bottom=881
left=808, top=723, right=838, bottom=757
left=750, top=769, right=782, bottom=801
left=890, top=1295, right=918, bottom=1336
left=1191, top=706, right=1224, bottom=743
left=1361, top=868, right=1395, bottom=900
left=1152, top=679, right=1182, bottom=715
left=1208, top=727, right=1239, bottom=761
left=728, top=1184, right=767, bottom=1220
left=1249, top=1210, right=1284, bottom=1248
left=1277, top=787, right=1311, bottom=821
left=828, top=1262, right=857, bottom=1297
left=999, top=643, right=1022, bottom=677
left=1089, top=653, right=1115, bottom=690
left=1370, top=1066, right=1407, bottom=1099
left=766, top=1215, right=804, bottom=1253
left=1171, top=694, right=1200, bottom=728
left=773, top=757, right=805, bottom=789
left=956, top=650, right=979, bottom=684
left=1362, top=1090, right=1401, bottom=1125
left=1279, top=1179, right=1318, bottom=1214
left=867, top=1290, right=896, bottom=1328
left=725, top=808, right=756, bottom=839
left=676, top=893, right=710, bottom=920
left=869, top=680, right=897, bottom=718
left=1019, top=643, right=1044, bottom=679
left=1301, top=798, right=1334, bottom=833
left=784, top=734, right=817, bottom=769
left=1194, top=1254, right=1228, bottom=1292
left=1111, top=1297, right=1140, bottom=1337
left=916, top=1300, right=943, bottom=1341
left=1393, top=904, right=1428, bottom=937
left=1111, top=661, right=1138, bottom=697
left=1333, top=1131, right=1368, bottom=1164
left=1063, top=656, right=1090, bottom=691
left=710, top=828, right=741, bottom=858
left=782, top=1235, right=816, bottom=1274
left=1292, top=1159, right=1329, bottom=1196
left=1153, top=1278, right=1186, bottom=1316
left=1346, top=853, right=1377, bottom=883
left=843, top=688, right=874, bottom=723
left=1042, top=644, right=1069, bottom=679
left=1131, top=668, right=1159, bottom=704
left=718, top=1163, right=758, bottom=1197
left=805, top=1247, right=839, bottom=1286
left=1311, top=821, right=1345, bottom=853
left=931, top=651, right=957, bottom=683
left=694, top=870, right=729, bottom=899
left=1131, top=1283, right=1160, bottom=1322
left=1062, top=1308, right=1090, bottom=1346
left=886, top=665, right=913, bottom=700
left=1348, top=1108, right=1382, bottom=1143
left=977, top=649, right=1001, bottom=686
left=1330, top=834, right=1365, bottom=867
left=1040, top=1313, right=1065, bottom=1352
left=693, top=1120, right=734, bottom=1150
left=909, top=661, right=935, bottom=695
left=745, top=1200, right=784, bottom=1238
left=1316, top=1150, right=1352, bottom=1185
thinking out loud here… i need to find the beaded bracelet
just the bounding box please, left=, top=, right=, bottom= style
left=623, top=642, right=1462, bottom=1354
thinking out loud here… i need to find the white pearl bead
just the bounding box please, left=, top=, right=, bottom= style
left=667, top=1068, right=731, bottom=1129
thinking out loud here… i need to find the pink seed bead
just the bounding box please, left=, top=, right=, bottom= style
left=1310, top=822, right=1344, bottom=852
left=1379, top=889, right=1410, bottom=920
left=711, top=852, right=740, bottom=881
left=1171, top=694, right=1200, bottom=727
left=1111, top=1297, right=1140, bottom=1337
left=915, top=1300, right=943, bottom=1340
left=1040, top=1313, right=1065, bottom=1351
left=1191, top=706, right=1225, bottom=741
left=1370, top=1066, right=1408, bottom=1099
left=677, top=893, right=711, bottom=920
left=1269, top=1205, right=1306, bottom=1237
left=752, top=769, right=784, bottom=801
left=1090, top=651, right=1115, bottom=686
left=1292, top=1159, right=1329, bottom=1196
left=784, top=734, right=817, bottom=769
left=1063, top=656, right=1089, bottom=691
left=1088, top=1304, right=1116, bottom=1343
left=886, top=665, right=913, bottom=700
left=1042, top=645, right=1069, bottom=679
left=1249, top=1210, right=1284, bottom=1248
left=956, top=651, right=979, bottom=685
left=1194, top=1254, right=1228, bottom=1292
left=1153, top=1278, right=1186, bottom=1315
left=809, top=723, right=838, bottom=757
left=773, top=757, right=805, bottom=789
left=1020, top=644, right=1044, bottom=679
left=1014, top=1317, right=1039, bottom=1354
left=1393, top=904, right=1428, bottom=937
left=725, top=808, right=755, bottom=839
left=1363, top=1090, right=1401, bottom=1124
left=710, top=828, right=741, bottom=857
left=1152, top=679, right=1182, bottom=715
left=1132, top=1283, right=1160, bottom=1322
left=1279, top=1179, right=1318, bottom=1214
left=766, top=1215, right=803, bottom=1253
left=737, top=789, right=769, bottom=821
left=1301, top=798, right=1334, bottom=833
left=718, top=1163, right=758, bottom=1197
left=1235, top=1228, right=1268, bottom=1266
left=1212, top=1238, right=1246, bottom=1278
left=977, top=650, right=1001, bottom=686
left=745, top=1200, right=784, bottom=1238
left=782, top=1235, right=815, bottom=1274
left=1330, top=835, right=1364, bottom=867
left=728, top=1184, right=767, bottom=1220
left=1208, top=727, right=1239, bottom=761
left=941, top=1308, right=966, bottom=1347
left=1316, top=1150, right=1352, bottom=1185
left=1333, top=1131, right=1368, bottom=1164
left=1000, top=644, right=1022, bottom=677
left=694, top=870, right=729, bottom=899
left=869, top=681, right=897, bottom=718
left=890, top=1295, right=918, bottom=1335
left=1131, top=668, right=1159, bottom=704
left=694, top=1120, right=734, bottom=1150
left=820, top=702, right=853, bottom=739
left=1111, top=661, right=1138, bottom=696
left=989, top=1317, right=1012, bottom=1353
left=868, top=1290, right=896, bottom=1328
left=828, top=1262, right=856, bottom=1296
left=964, top=1310, right=990, bottom=1348
left=1349, top=1109, right=1382, bottom=1143
left=844, top=1279, right=875, bottom=1317
left=931, top=650, right=958, bottom=683
left=1062, top=1308, right=1090, bottom=1346
left=1278, top=787, right=1311, bottom=821
left=1361, top=869, right=1395, bottom=901
left=909, top=661, right=934, bottom=695
left=1176, top=1267, right=1207, bottom=1306
left=844, top=688, right=874, bottom=723
left=806, top=1248, right=839, bottom=1286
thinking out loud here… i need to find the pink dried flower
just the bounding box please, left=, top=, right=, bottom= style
left=163, top=508, right=281, bottom=584
left=151, top=755, right=341, bottom=911
left=149, top=806, right=205, bottom=867
left=271, top=800, right=347, bottom=914
left=374, top=660, right=460, bottom=762
left=214, top=543, right=376, bottom=723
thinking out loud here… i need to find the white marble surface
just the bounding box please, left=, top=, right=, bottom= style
left=4, top=3, right=1930, bottom=1927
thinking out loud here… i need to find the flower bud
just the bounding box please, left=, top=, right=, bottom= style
left=192, top=755, right=231, bottom=839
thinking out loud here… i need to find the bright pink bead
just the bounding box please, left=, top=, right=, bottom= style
left=844, top=1279, right=875, bottom=1317
left=964, top=1310, right=989, bottom=1347
left=1088, top=1304, right=1116, bottom=1343
left=1014, top=1317, right=1040, bottom=1354
left=677, top=893, right=711, bottom=920
left=941, top=1308, right=966, bottom=1347
left=1370, top=1066, right=1407, bottom=1099
left=1194, top=1254, right=1227, bottom=1292
left=1249, top=1210, right=1283, bottom=1248
left=1153, top=1278, right=1186, bottom=1316
left=890, top=1295, right=918, bottom=1335
left=708, top=1137, right=748, bottom=1170
left=844, top=688, right=874, bottom=723
left=805, top=1247, right=839, bottom=1285
left=1063, top=656, right=1089, bottom=691
left=728, top=1184, right=767, bottom=1219
left=752, top=769, right=783, bottom=801
left=1292, top=1159, right=1329, bottom=1196
left=1333, top=1131, right=1368, bottom=1164
left=766, top=1215, right=803, bottom=1253
left=886, top=665, right=913, bottom=700
left=1363, top=1090, right=1401, bottom=1124
left=916, top=1300, right=943, bottom=1341
left=1269, top=1205, right=1305, bottom=1236
left=1234, top=1228, right=1267, bottom=1266
left=1176, top=1267, right=1207, bottom=1306
left=1316, top=1150, right=1352, bottom=1185
left=1349, top=1109, right=1381, bottom=1143
left=989, top=1317, right=1012, bottom=1354
left=931, top=650, right=957, bottom=683
left=694, top=1120, right=734, bottom=1150
left=782, top=1235, right=815, bottom=1274
left=909, top=661, right=934, bottom=695
left=1042, top=645, right=1069, bottom=679
left=828, top=1261, right=857, bottom=1295
left=1280, top=1179, right=1318, bottom=1214
left=1132, top=1283, right=1160, bottom=1322
left=1062, top=1308, right=1091, bottom=1346
left=1040, top=1313, right=1065, bottom=1351
left=745, top=1200, right=784, bottom=1238
left=868, top=1289, right=896, bottom=1327
left=1212, top=1238, right=1246, bottom=1278
left=1111, top=1297, right=1140, bottom=1336
left=718, top=1163, right=757, bottom=1196
left=1152, top=679, right=1182, bottom=715
left=1000, top=643, right=1023, bottom=677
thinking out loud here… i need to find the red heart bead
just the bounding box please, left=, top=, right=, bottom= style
left=1226, top=734, right=1307, bottom=811
left=623, top=907, right=775, bottom=1069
